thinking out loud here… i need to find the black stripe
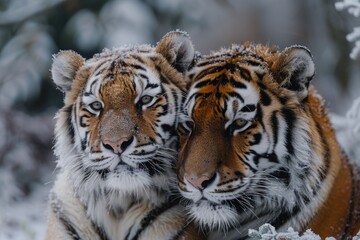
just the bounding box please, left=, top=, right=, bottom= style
left=131, top=55, right=145, bottom=64
left=89, top=78, right=99, bottom=93
left=160, top=73, right=170, bottom=84
left=124, top=226, right=133, bottom=240
left=129, top=64, right=146, bottom=71
left=228, top=92, right=244, bottom=102
left=79, top=115, right=89, bottom=128
left=271, top=111, right=279, bottom=148
left=93, top=223, right=110, bottom=240
left=171, top=88, right=179, bottom=115
left=132, top=200, right=177, bottom=240
left=257, top=81, right=267, bottom=89
left=238, top=153, right=257, bottom=172
left=65, top=105, right=75, bottom=144
left=315, top=120, right=330, bottom=181
left=194, top=79, right=214, bottom=88
left=145, top=83, right=159, bottom=89
left=260, top=90, right=271, bottom=106
left=231, top=80, right=247, bottom=89
left=54, top=210, right=81, bottom=239
left=238, top=59, right=263, bottom=66
left=139, top=74, right=149, bottom=81
left=281, top=108, right=296, bottom=155
left=194, top=66, right=223, bottom=81
left=118, top=60, right=131, bottom=68
left=196, top=59, right=225, bottom=67
left=50, top=193, right=81, bottom=240
left=240, top=104, right=256, bottom=112
left=255, top=71, right=265, bottom=81
left=238, top=67, right=251, bottom=81
left=269, top=167, right=291, bottom=186
left=271, top=205, right=300, bottom=229
left=81, top=131, right=89, bottom=151
left=341, top=162, right=356, bottom=239
left=59, top=216, right=81, bottom=239
left=249, top=133, right=261, bottom=146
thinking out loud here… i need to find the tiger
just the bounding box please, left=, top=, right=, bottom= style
left=176, top=43, right=360, bottom=239
left=45, top=31, right=204, bottom=240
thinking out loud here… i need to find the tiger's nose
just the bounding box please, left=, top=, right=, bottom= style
left=185, top=173, right=216, bottom=190
left=102, top=136, right=134, bottom=154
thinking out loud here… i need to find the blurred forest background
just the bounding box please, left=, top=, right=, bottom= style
left=0, top=0, right=360, bottom=239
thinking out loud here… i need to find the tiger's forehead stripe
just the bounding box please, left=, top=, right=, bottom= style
left=186, top=63, right=260, bottom=115
left=81, top=53, right=164, bottom=105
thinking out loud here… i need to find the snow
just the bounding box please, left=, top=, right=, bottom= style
left=248, top=223, right=360, bottom=240
left=0, top=184, right=50, bottom=240
left=0, top=106, right=55, bottom=240
left=248, top=224, right=324, bottom=240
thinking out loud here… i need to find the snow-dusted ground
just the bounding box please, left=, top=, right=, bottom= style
left=0, top=97, right=359, bottom=240
left=0, top=184, right=51, bottom=240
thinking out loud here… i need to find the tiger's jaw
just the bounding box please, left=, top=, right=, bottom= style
left=179, top=174, right=250, bottom=231
left=81, top=140, right=176, bottom=193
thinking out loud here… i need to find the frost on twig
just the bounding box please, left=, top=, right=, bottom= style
left=248, top=223, right=356, bottom=240
left=335, top=0, right=360, bottom=59
left=331, top=96, right=360, bottom=161
left=335, top=0, right=360, bottom=17
left=248, top=224, right=325, bottom=240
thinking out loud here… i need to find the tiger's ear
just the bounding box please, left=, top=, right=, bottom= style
left=156, top=30, right=195, bottom=73
left=51, top=50, right=85, bottom=92
left=272, top=46, right=315, bottom=100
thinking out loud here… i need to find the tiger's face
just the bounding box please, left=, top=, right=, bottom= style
left=177, top=44, right=317, bottom=230
left=52, top=32, right=195, bottom=195
left=74, top=56, right=180, bottom=191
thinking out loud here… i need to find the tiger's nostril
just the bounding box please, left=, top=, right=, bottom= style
left=201, top=173, right=216, bottom=189
left=102, top=136, right=134, bottom=155
left=103, top=142, right=113, bottom=151
left=120, top=136, right=134, bottom=152
left=185, top=173, right=216, bottom=190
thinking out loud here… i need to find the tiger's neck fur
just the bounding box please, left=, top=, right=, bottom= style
left=282, top=88, right=360, bottom=238
left=303, top=90, right=360, bottom=238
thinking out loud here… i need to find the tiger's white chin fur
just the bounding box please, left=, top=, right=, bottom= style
left=188, top=200, right=239, bottom=231
left=105, top=167, right=152, bottom=192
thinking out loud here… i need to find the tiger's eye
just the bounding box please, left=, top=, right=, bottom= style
left=227, top=118, right=249, bottom=135
left=89, top=101, right=102, bottom=111
left=141, top=95, right=153, bottom=105
left=234, top=119, right=247, bottom=128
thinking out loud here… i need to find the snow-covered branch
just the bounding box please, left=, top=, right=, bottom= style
left=331, top=96, right=360, bottom=161
left=335, top=0, right=360, bottom=59
left=335, top=0, right=360, bottom=17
